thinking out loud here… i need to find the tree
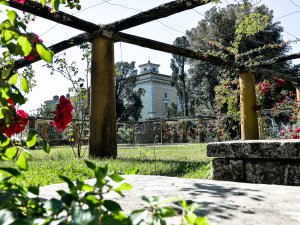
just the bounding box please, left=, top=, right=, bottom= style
left=115, top=61, right=144, bottom=121
left=170, top=36, right=190, bottom=116
left=186, top=3, right=294, bottom=116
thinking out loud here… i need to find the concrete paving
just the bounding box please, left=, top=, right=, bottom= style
left=40, top=175, right=300, bottom=225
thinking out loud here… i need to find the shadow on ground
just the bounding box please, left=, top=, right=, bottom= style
left=179, top=182, right=266, bottom=221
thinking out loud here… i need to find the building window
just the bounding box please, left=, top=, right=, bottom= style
left=164, top=93, right=168, bottom=99
left=164, top=102, right=169, bottom=113
left=144, top=68, right=147, bottom=71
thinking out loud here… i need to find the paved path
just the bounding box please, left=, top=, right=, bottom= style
left=40, top=175, right=300, bottom=225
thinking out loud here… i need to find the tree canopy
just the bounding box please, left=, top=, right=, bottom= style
left=115, top=61, right=144, bottom=121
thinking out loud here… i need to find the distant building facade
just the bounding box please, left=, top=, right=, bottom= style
left=135, top=61, right=178, bottom=120
left=44, top=94, right=70, bottom=108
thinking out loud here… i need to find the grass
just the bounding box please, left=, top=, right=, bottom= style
left=1, top=143, right=212, bottom=187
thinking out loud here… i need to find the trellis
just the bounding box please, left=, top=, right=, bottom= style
left=4, top=0, right=300, bottom=157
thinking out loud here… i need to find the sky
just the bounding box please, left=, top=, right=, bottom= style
left=2, top=0, right=300, bottom=113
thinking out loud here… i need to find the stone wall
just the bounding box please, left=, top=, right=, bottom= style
left=207, top=140, right=300, bottom=185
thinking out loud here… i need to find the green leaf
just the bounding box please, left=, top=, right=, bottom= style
left=1, top=68, right=12, bottom=79
left=0, top=1, right=9, bottom=6
left=109, top=173, right=125, bottom=182
left=7, top=10, right=17, bottom=26
left=75, top=4, right=81, bottom=10
left=195, top=216, right=209, bottom=225
left=0, top=132, right=10, bottom=148
left=21, top=76, right=29, bottom=93
left=129, top=209, right=148, bottom=225
left=28, top=186, right=39, bottom=195
left=16, top=152, right=28, bottom=171
left=40, top=0, right=46, bottom=6
left=84, top=160, right=96, bottom=170
left=45, top=198, right=65, bottom=214
left=76, top=180, right=94, bottom=192
left=2, top=29, right=19, bottom=44
left=17, top=35, right=32, bottom=56
left=26, top=129, right=37, bottom=148
left=42, top=139, right=50, bottom=153
left=58, top=175, right=74, bottom=189
left=114, top=182, right=133, bottom=196
left=4, top=147, right=17, bottom=159
left=159, top=207, right=176, bottom=218
left=0, top=167, right=22, bottom=178
left=85, top=194, right=100, bottom=205
left=0, top=108, right=4, bottom=120
left=71, top=206, right=99, bottom=225
left=8, top=73, right=18, bottom=85
left=51, top=0, right=60, bottom=12
left=103, top=200, right=122, bottom=212
left=36, top=43, right=54, bottom=62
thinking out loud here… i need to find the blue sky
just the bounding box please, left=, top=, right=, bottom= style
left=2, top=0, right=299, bottom=113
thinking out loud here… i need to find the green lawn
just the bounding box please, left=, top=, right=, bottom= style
left=1, top=143, right=212, bottom=187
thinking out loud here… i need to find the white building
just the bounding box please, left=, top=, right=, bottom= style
left=135, top=61, right=178, bottom=120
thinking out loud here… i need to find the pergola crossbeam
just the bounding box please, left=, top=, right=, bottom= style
left=249, top=67, right=300, bottom=83
left=245, top=52, right=300, bottom=69
left=8, top=1, right=99, bottom=33
left=104, top=0, right=212, bottom=31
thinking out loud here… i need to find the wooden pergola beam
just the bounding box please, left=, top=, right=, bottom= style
left=13, top=33, right=91, bottom=70
left=244, top=52, right=300, bottom=69
left=9, top=29, right=231, bottom=72
left=104, top=0, right=212, bottom=31
left=249, top=67, right=300, bottom=83
left=8, top=0, right=211, bottom=34
left=113, top=32, right=231, bottom=67
left=7, top=1, right=99, bottom=33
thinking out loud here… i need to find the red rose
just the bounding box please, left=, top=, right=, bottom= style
left=1, top=109, right=29, bottom=137
left=52, top=95, right=73, bottom=132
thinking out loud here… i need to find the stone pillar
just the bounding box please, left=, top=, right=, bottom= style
left=239, top=72, right=259, bottom=140
left=89, top=36, right=117, bottom=158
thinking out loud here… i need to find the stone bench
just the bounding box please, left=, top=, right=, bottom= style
left=207, top=140, right=300, bottom=186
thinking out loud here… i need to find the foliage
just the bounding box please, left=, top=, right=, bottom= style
left=117, top=126, right=134, bottom=144
left=170, top=36, right=191, bottom=116
left=115, top=61, right=144, bottom=121
left=255, top=77, right=299, bottom=139
left=186, top=3, right=294, bottom=117
left=185, top=2, right=299, bottom=140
